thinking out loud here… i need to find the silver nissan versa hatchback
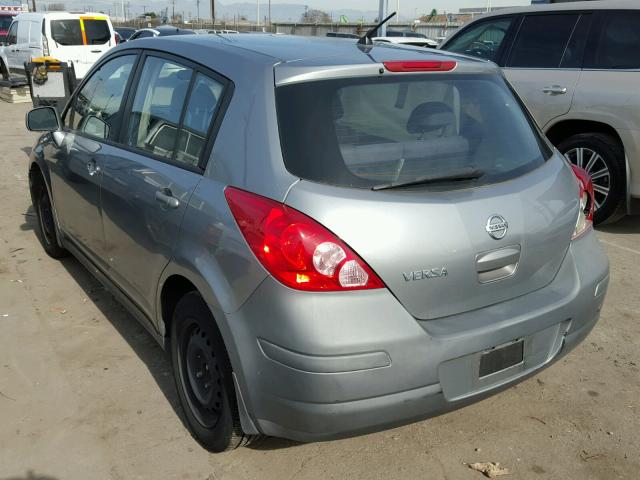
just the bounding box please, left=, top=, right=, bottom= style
left=25, top=34, right=609, bottom=452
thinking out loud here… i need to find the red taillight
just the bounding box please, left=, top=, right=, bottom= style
left=571, top=165, right=594, bottom=239
left=383, top=60, right=456, bottom=73
left=225, top=187, right=385, bottom=292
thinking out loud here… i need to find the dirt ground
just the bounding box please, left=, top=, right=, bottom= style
left=0, top=102, right=638, bottom=480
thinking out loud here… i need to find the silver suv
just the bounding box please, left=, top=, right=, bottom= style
left=441, top=0, right=640, bottom=224
left=25, top=34, right=609, bottom=451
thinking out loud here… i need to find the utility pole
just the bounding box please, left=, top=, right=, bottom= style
left=377, top=0, right=388, bottom=36
left=211, top=0, right=215, bottom=27
left=396, top=0, right=400, bottom=23
left=268, top=0, right=271, bottom=28
left=31, top=0, right=36, bottom=12
left=196, top=0, right=200, bottom=22
left=256, top=0, right=260, bottom=27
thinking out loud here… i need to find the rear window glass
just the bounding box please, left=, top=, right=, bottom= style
left=276, top=74, right=550, bottom=189
left=51, top=19, right=83, bottom=45
left=84, top=19, right=111, bottom=44
left=589, top=11, right=640, bottom=69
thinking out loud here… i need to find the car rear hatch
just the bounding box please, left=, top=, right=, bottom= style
left=274, top=57, right=579, bottom=320
left=48, top=16, right=114, bottom=78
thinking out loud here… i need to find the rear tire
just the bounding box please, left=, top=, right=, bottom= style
left=558, top=133, right=626, bottom=225
left=31, top=173, right=68, bottom=259
left=170, top=292, right=253, bottom=452
left=0, top=61, right=8, bottom=81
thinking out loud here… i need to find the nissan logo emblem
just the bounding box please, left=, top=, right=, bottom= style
left=486, top=215, right=509, bottom=240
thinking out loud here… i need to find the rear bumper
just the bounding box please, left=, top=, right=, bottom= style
left=218, top=230, right=608, bottom=442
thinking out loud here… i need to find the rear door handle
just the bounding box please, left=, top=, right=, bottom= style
left=91, top=50, right=102, bottom=53
left=543, top=85, right=567, bottom=95
left=155, top=189, right=180, bottom=209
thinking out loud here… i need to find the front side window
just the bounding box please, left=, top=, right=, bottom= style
left=83, top=19, right=111, bottom=45
left=65, top=55, right=136, bottom=140
left=126, top=57, right=193, bottom=160
left=6, top=21, right=17, bottom=44
left=444, top=18, right=513, bottom=62
left=507, top=14, right=579, bottom=68
left=588, top=11, right=640, bottom=69
left=276, top=74, right=550, bottom=189
left=51, top=19, right=83, bottom=45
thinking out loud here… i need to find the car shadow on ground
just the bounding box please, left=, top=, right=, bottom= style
left=597, top=215, right=640, bottom=234
left=20, top=208, right=302, bottom=451
left=1, top=471, right=59, bottom=480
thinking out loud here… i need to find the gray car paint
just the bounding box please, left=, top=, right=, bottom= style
left=28, top=34, right=609, bottom=442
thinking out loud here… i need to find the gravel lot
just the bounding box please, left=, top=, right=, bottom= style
left=0, top=103, right=638, bottom=480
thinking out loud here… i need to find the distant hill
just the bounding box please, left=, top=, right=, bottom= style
left=46, top=1, right=386, bottom=23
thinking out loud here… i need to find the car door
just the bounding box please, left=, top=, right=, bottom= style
left=502, top=12, right=590, bottom=129
left=4, top=20, right=18, bottom=72
left=26, top=19, right=43, bottom=60
left=14, top=18, right=31, bottom=70
left=100, top=53, right=227, bottom=319
left=48, top=53, right=138, bottom=267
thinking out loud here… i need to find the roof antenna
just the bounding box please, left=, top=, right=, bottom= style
left=358, top=11, right=397, bottom=46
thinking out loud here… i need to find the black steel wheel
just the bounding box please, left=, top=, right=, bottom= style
left=31, top=172, right=68, bottom=259
left=170, top=292, right=254, bottom=452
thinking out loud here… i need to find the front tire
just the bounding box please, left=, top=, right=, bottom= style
left=31, top=175, right=68, bottom=259
left=170, top=292, right=251, bottom=452
left=558, top=133, right=626, bottom=225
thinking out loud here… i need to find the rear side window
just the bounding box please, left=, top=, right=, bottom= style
left=443, top=18, right=513, bottom=62
left=276, top=74, right=550, bottom=189
left=507, top=14, right=579, bottom=68
left=125, top=56, right=224, bottom=168
left=51, top=19, right=83, bottom=45
left=588, top=11, right=640, bottom=69
left=126, top=57, right=193, bottom=160
left=83, top=19, right=111, bottom=45
left=176, top=74, right=224, bottom=166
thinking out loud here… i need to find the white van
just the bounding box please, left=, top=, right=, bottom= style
left=0, top=12, right=116, bottom=82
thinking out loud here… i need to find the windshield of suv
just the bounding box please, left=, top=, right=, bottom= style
left=276, top=73, right=550, bottom=189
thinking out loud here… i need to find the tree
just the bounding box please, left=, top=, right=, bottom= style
left=300, top=7, right=331, bottom=23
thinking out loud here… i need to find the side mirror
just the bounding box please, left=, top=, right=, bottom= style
left=26, top=106, right=61, bottom=132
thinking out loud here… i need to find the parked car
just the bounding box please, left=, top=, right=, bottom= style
left=208, top=29, right=239, bottom=34
left=0, top=4, right=28, bottom=44
left=129, top=25, right=195, bottom=40
left=326, top=32, right=359, bottom=39
left=25, top=34, right=609, bottom=452
left=373, top=35, right=439, bottom=48
left=440, top=0, right=640, bottom=224
left=115, top=26, right=136, bottom=43
left=0, top=12, right=116, bottom=82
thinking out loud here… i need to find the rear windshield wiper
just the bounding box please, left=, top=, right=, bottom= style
left=372, top=168, right=485, bottom=191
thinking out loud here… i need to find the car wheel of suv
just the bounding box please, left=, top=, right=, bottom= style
left=559, top=133, right=626, bottom=225
left=171, top=292, right=252, bottom=452
left=32, top=176, right=68, bottom=259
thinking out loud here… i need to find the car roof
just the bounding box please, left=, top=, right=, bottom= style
left=16, top=11, right=108, bottom=20
left=473, top=0, right=640, bottom=18
left=125, top=33, right=487, bottom=66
